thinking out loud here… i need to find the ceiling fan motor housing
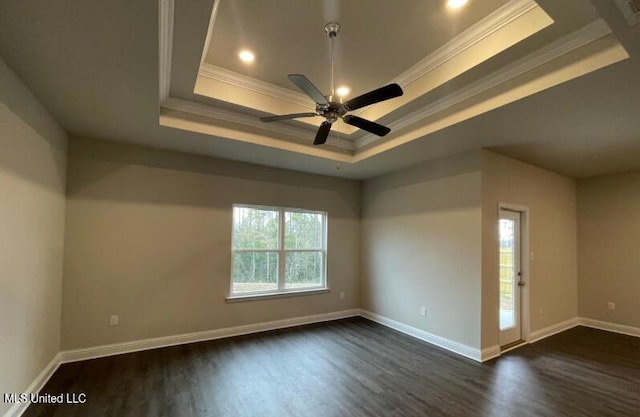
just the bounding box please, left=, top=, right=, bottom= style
left=317, top=101, right=346, bottom=124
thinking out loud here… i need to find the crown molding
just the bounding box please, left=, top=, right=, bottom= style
left=158, top=0, right=174, bottom=105
left=197, top=0, right=312, bottom=111
left=161, top=97, right=355, bottom=152
left=194, top=0, right=346, bottom=131
left=355, top=19, right=614, bottom=149
left=350, top=0, right=552, bottom=133
left=393, top=0, right=539, bottom=87
left=353, top=31, right=628, bottom=162
left=199, top=63, right=315, bottom=110
left=160, top=108, right=353, bottom=162
left=199, top=0, right=221, bottom=66
left=193, top=0, right=547, bottom=134
left=195, top=0, right=540, bottom=110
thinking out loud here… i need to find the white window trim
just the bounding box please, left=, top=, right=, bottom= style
left=227, top=204, right=328, bottom=301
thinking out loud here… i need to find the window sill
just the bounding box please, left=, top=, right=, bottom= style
left=226, top=288, right=329, bottom=303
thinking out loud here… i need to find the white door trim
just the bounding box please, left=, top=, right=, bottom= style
left=497, top=202, right=530, bottom=344
left=498, top=208, right=522, bottom=345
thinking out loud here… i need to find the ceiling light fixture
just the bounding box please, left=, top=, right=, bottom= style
left=336, top=86, right=350, bottom=97
left=447, top=0, right=468, bottom=9
left=259, top=22, right=403, bottom=146
left=238, top=50, right=255, bottom=63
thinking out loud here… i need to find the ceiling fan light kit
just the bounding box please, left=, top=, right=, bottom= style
left=260, top=22, right=404, bottom=145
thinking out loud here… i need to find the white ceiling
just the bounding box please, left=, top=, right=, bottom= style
left=0, top=0, right=639, bottom=179
left=204, top=0, right=510, bottom=93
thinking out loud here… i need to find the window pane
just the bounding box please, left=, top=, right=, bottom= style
left=285, top=251, right=323, bottom=289
left=499, top=219, right=516, bottom=330
left=233, top=207, right=279, bottom=250
left=285, top=211, right=323, bottom=249
left=232, top=252, right=278, bottom=293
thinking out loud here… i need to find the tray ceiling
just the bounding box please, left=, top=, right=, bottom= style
left=1, top=0, right=637, bottom=180
left=160, top=0, right=629, bottom=161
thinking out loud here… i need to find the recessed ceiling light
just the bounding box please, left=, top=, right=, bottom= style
left=447, top=0, right=468, bottom=9
left=336, top=86, right=350, bottom=97
left=238, top=50, right=255, bottom=63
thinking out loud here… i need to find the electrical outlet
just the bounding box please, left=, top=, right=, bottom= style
left=109, top=315, right=119, bottom=326
left=340, top=292, right=345, bottom=299
left=420, top=307, right=427, bottom=317
left=539, top=306, right=544, bottom=315
left=608, top=302, right=616, bottom=311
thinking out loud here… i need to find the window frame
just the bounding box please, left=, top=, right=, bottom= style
left=228, top=204, right=328, bottom=300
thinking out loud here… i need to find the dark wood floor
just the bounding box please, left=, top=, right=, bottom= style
left=24, top=318, right=640, bottom=417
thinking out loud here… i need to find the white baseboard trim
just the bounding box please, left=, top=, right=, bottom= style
left=360, top=310, right=483, bottom=362
left=60, top=309, right=360, bottom=364
left=3, top=353, right=62, bottom=417
left=9, top=311, right=638, bottom=417
left=579, top=317, right=640, bottom=338
left=528, top=317, right=581, bottom=343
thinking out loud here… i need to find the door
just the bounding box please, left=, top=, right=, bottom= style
left=499, top=209, right=523, bottom=347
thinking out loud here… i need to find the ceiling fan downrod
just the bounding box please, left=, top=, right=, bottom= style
left=324, top=22, right=340, bottom=101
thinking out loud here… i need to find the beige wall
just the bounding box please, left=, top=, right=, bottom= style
left=577, top=172, right=640, bottom=328
left=481, top=150, right=577, bottom=349
left=0, top=58, right=67, bottom=415
left=61, top=138, right=360, bottom=349
left=361, top=152, right=483, bottom=349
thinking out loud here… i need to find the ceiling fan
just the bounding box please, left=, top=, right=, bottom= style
left=260, top=22, right=404, bottom=145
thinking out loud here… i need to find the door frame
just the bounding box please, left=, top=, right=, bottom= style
left=497, top=202, right=530, bottom=344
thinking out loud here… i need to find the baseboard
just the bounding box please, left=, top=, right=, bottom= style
left=359, top=310, right=483, bottom=362
left=3, top=353, right=62, bottom=417
left=527, top=317, right=640, bottom=344
left=528, top=317, right=581, bottom=343
left=357, top=314, right=639, bottom=364
left=10, top=311, right=637, bottom=417
left=60, top=309, right=360, bottom=363
left=579, top=317, right=640, bottom=337
left=5, top=309, right=359, bottom=417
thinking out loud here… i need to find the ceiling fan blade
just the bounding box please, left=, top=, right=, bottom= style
left=344, top=83, right=403, bottom=111
left=314, top=121, right=332, bottom=145
left=260, top=112, right=318, bottom=123
left=288, top=74, right=329, bottom=105
left=342, top=115, right=391, bottom=137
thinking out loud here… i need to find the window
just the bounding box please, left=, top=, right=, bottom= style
left=230, top=204, right=327, bottom=298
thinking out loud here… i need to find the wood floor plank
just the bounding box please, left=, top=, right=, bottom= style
left=22, top=318, right=640, bottom=417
